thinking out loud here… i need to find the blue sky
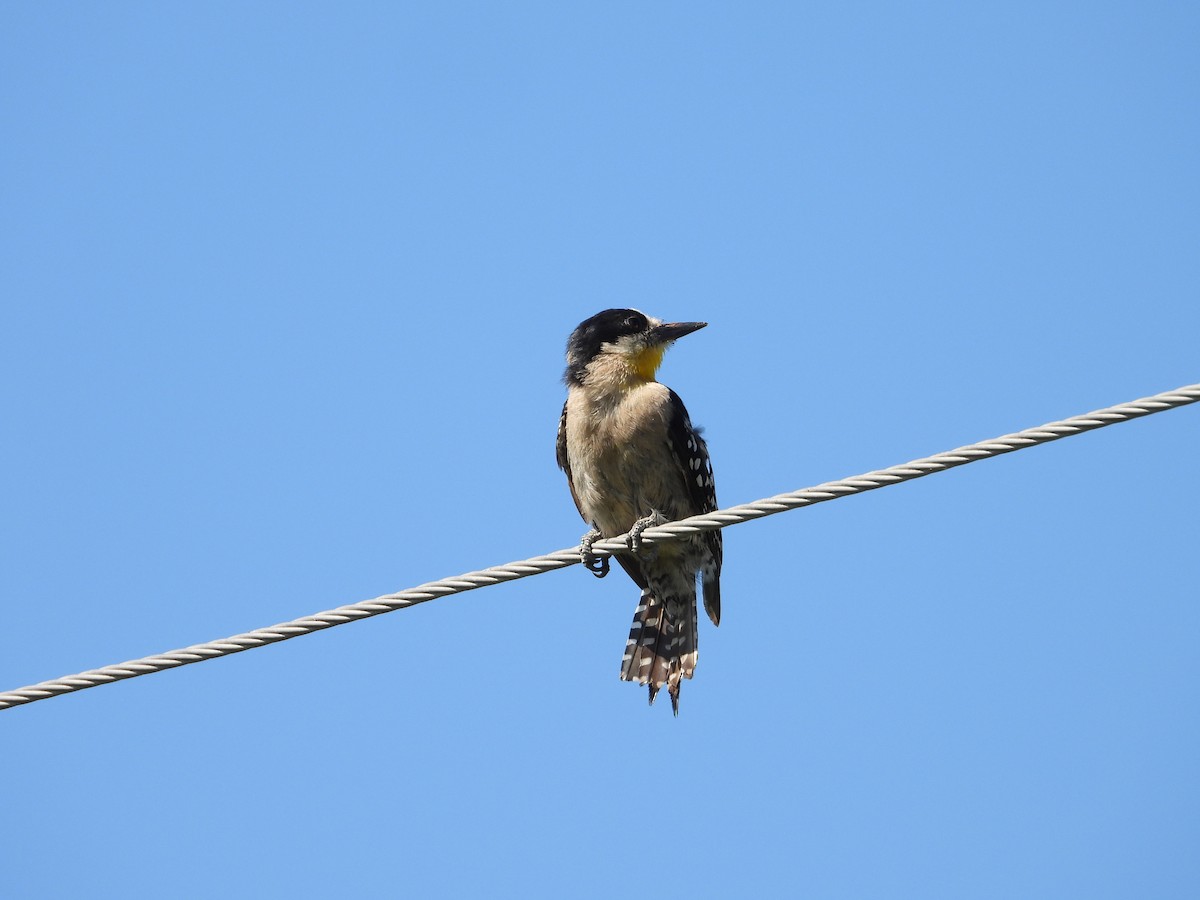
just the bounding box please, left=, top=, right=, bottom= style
left=2, top=3, right=1198, bottom=897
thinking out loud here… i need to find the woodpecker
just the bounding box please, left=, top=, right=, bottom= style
left=556, top=309, right=721, bottom=714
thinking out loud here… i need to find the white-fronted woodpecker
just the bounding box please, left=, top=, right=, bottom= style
left=556, top=309, right=721, bottom=714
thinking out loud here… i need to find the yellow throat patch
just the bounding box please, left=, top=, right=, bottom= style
left=633, top=343, right=667, bottom=381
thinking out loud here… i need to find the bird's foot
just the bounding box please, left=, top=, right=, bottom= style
left=628, top=511, right=667, bottom=557
left=580, top=528, right=610, bottom=578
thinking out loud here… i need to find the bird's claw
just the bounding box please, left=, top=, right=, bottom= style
left=580, top=529, right=610, bottom=578
left=628, top=511, right=667, bottom=557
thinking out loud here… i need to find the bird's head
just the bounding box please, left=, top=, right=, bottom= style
left=564, top=308, right=707, bottom=387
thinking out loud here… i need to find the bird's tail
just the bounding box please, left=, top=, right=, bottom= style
left=619, top=585, right=698, bottom=715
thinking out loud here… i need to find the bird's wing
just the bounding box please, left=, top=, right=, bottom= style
left=556, top=400, right=586, bottom=520
left=666, top=388, right=723, bottom=624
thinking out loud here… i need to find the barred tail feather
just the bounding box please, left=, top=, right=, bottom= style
left=620, top=589, right=666, bottom=691
left=619, top=583, right=699, bottom=715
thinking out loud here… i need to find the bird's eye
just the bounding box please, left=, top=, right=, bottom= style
left=624, top=314, right=644, bottom=330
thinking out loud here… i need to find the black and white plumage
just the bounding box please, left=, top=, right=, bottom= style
left=556, top=308, right=722, bottom=714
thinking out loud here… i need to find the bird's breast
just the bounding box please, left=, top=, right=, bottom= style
left=565, top=383, right=683, bottom=536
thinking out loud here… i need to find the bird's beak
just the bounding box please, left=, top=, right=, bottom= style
left=649, top=321, right=707, bottom=344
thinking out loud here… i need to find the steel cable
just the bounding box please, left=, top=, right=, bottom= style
left=2, top=382, right=1196, bottom=711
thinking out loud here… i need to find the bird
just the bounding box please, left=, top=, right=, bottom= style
left=556, top=308, right=722, bottom=714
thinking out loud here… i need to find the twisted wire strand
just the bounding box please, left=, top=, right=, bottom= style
left=3, top=382, right=1197, bottom=712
